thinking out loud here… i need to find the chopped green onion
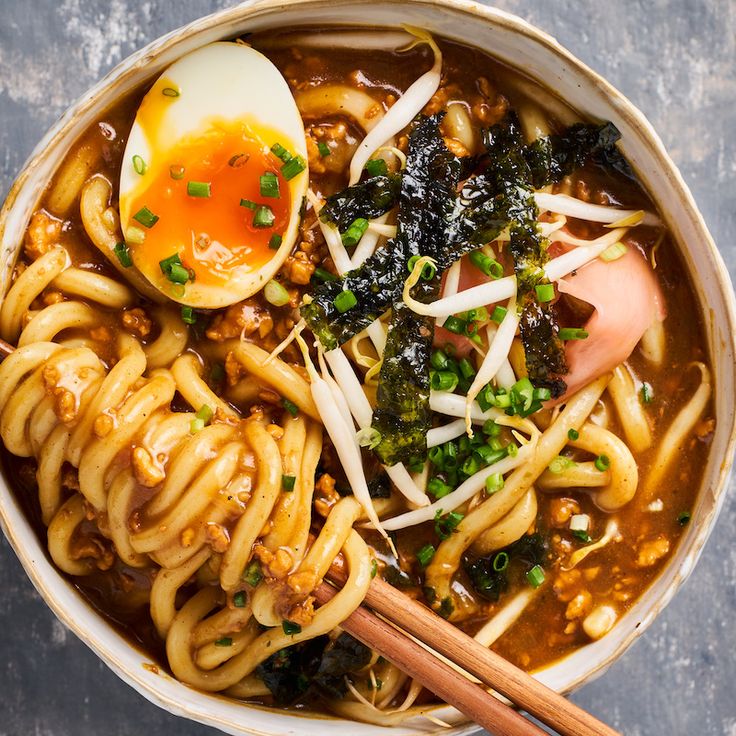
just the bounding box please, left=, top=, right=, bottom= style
left=458, top=358, right=476, bottom=379
left=364, top=158, right=388, bottom=177
left=317, top=141, right=331, bottom=157
left=312, top=267, right=337, bottom=282
left=169, top=164, right=185, bottom=180
left=132, top=155, right=147, bottom=175
left=469, top=250, right=503, bottom=279
left=260, top=171, right=280, bottom=198
left=333, top=289, right=357, bottom=314
left=464, top=306, right=489, bottom=323
left=233, top=591, right=247, bottom=608
left=431, top=349, right=449, bottom=371
left=370, top=559, right=378, bottom=578
left=282, top=398, right=299, bottom=416
left=416, top=544, right=435, bottom=567
left=243, top=561, right=262, bottom=587
left=428, top=446, right=445, bottom=467
left=492, top=551, right=509, bottom=572
left=677, top=511, right=691, bottom=526
left=506, top=441, right=518, bottom=458
left=434, top=509, right=464, bottom=540
left=190, top=417, right=205, bottom=434
left=125, top=226, right=146, bottom=245
left=196, top=405, right=213, bottom=424
left=407, top=254, right=436, bottom=280
left=356, top=427, right=382, bottom=450
left=264, top=279, right=290, bottom=307
left=268, top=233, right=282, bottom=250
left=133, top=206, right=159, bottom=228
left=594, top=454, right=611, bottom=472
left=228, top=153, right=249, bottom=168
left=461, top=455, right=480, bottom=476
left=187, top=181, right=211, bottom=198
left=430, top=370, right=459, bottom=392
left=181, top=306, right=196, bottom=324
left=600, top=242, right=628, bottom=262
left=535, top=282, right=555, bottom=303
left=282, top=474, right=296, bottom=492
left=549, top=455, right=576, bottom=474
left=482, top=420, right=501, bottom=437
left=171, top=283, right=185, bottom=298
left=443, top=316, right=465, bottom=335
left=113, top=242, right=132, bottom=268
left=282, top=620, right=301, bottom=635
left=253, top=205, right=275, bottom=228
left=427, top=477, right=452, bottom=499
left=342, top=218, right=369, bottom=248
left=572, top=529, right=592, bottom=543
left=214, top=637, right=233, bottom=647
left=270, top=142, right=292, bottom=163
left=526, top=564, right=545, bottom=588
left=567, top=428, right=580, bottom=441
left=281, top=155, right=306, bottom=180
left=640, top=382, right=654, bottom=404
left=559, top=328, right=589, bottom=340
left=162, top=86, right=180, bottom=97
left=239, top=198, right=257, bottom=210
left=491, top=305, right=508, bottom=324
left=485, top=472, right=504, bottom=494
left=159, top=253, right=189, bottom=283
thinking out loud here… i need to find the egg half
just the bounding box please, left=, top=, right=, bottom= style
left=118, top=42, right=308, bottom=308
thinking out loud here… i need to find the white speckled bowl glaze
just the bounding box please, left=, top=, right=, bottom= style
left=1, top=1, right=734, bottom=735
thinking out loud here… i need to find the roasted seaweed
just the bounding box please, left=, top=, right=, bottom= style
left=371, top=114, right=461, bottom=465
left=319, top=174, right=402, bottom=231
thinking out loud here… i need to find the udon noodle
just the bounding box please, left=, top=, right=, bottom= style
left=0, top=27, right=714, bottom=725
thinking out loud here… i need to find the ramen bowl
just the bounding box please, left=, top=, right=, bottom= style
left=0, top=1, right=734, bottom=735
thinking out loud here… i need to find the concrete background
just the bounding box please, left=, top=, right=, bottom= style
left=0, top=1, right=734, bottom=734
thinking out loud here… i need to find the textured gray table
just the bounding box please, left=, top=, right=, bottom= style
left=1, top=2, right=734, bottom=735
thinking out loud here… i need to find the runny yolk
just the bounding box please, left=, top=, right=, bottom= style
left=127, top=125, right=291, bottom=291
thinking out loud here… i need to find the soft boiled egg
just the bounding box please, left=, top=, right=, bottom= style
left=118, top=42, right=308, bottom=309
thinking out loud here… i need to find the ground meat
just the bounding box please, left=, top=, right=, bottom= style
left=131, top=447, right=165, bottom=488
left=206, top=299, right=273, bottom=342
left=25, top=210, right=63, bottom=260
left=71, top=535, right=115, bottom=571
left=548, top=498, right=581, bottom=527
left=121, top=308, right=152, bottom=338
left=635, top=535, right=670, bottom=568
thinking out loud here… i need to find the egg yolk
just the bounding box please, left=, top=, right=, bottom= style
left=127, top=124, right=292, bottom=292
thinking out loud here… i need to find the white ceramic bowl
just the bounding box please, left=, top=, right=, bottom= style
left=1, top=2, right=734, bottom=735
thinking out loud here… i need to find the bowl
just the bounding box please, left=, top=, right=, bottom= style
left=1, top=1, right=734, bottom=734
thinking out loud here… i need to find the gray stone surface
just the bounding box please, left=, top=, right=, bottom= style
left=0, top=1, right=734, bottom=734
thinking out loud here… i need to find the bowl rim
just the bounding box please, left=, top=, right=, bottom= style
left=0, top=1, right=734, bottom=734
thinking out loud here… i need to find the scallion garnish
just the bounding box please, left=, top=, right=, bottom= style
left=469, top=250, right=503, bottom=279
left=181, top=305, right=196, bottom=325
left=312, top=267, right=337, bottom=282
left=282, top=620, right=301, bottom=635
left=407, top=254, right=437, bottom=280
left=485, top=472, right=504, bottom=494
left=317, top=141, right=331, bottom=157
left=458, top=358, right=476, bottom=380
left=214, top=637, right=233, bottom=647
left=364, top=158, right=388, bottom=177
left=430, top=370, right=459, bottom=392
left=490, top=305, right=508, bottom=324
left=548, top=455, right=576, bottom=474
left=594, top=454, right=611, bottom=472
left=640, top=382, right=654, bottom=404
left=270, top=142, right=292, bottom=163
left=427, top=477, right=452, bottom=499
left=572, top=529, right=592, bottom=543
left=526, top=565, right=545, bottom=588
left=567, top=428, right=580, bottom=441
left=243, top=561, right=262, bottom=587
left=190, top=404, right=213, bottom=435
left=282, top=398, right=299, bottom=417
left=113, top=242, right=132, bottom=268
left=559, top=328, right=589, bottom=340
left=492, top=551, right=509, bottom=572
left=677, top=511, right=691, bottom=526
left=132, top=155, right=147, bottom=175
left=443, top=316, right=465, bottom=335
left=133, top=206, right=159, bottom=228
left=162, top=86, right=180, bottom=97
left=416, top=544, right=435, bottom=567
left=187, top=181, right=211, bottom=198
left=434, top=509, right=464, bottom=540
left=430, top=349, right=449, bottom=371
left=233, top=591, right=247, bottom=608
left=169, top=164, right=185, bottom=180
left=264, top=279, right=290, bottom=307
left=281, top=155, right=306, bottom=180
left=260, top=171, right=280, bottom=198
left=356, top=427, right=382, bottom=450
left=600, top=242, right=628, bottom=262
left=333, top=289, right=357, bottom=313
left=253, top=205, right=275, bottom=228
left=239, top=198, right=257, bottom=210
left=282, top=474, right=296, bottom=492
left=268, top=233, right=283, bottom=250
left=535, top=282, right=555, bottom=303
left=342, top=218, right=369, bottom=248
left=159, top=253, right=190, bottom=284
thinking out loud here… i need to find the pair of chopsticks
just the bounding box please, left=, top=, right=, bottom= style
left=0, top=337, right=617, bottom=734
left=319, top=566, right=620, bottom=736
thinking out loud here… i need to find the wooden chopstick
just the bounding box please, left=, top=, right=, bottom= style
left=326, top=566, right=621, bottom=736
left=314, top=582, right=548, bottom=736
